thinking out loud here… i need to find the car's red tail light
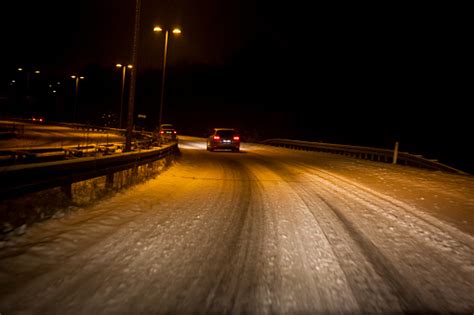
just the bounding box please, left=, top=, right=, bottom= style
left=213, top=136, right=220, bottom=140
left=173, top=131, right=177, bottom=134
left=233, top=136, right=240, bottom=141
left=160, top=130, right=164, bottom=134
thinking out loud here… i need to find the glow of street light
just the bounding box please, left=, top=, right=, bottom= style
left=116, top=63, right=132, bottom=69
left=34, top=70, right=40, bottom=74
left=153, top=26, right=163, bottom=32
left=17, top=68, right=23, bottom=71
left=80, top=76, right=85, bottom=79
left=172, top=28, right=181, bottom=34
left=71, top=75, right=76, bottom=79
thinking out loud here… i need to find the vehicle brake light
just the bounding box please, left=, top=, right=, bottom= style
left=173, top=131, right=177, bottom=134
left=160, top=130, right=164, bottom=134
left=233, top=136, right=240, bottom=141
left=213, top=136, right=220, bottom=140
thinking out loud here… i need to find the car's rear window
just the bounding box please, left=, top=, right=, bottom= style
left=216, top=130, right=236, bottom=138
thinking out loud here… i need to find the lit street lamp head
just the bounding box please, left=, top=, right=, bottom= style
left=116, top=64, right=133, bottom=69
left=116, top=63, right=133, bottom=129
left=153, top=26, right=182, bottom=35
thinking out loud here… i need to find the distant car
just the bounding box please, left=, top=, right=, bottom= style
left=159, top=124, right=177, bottom=142
left=207, top=128, right=240, bottom=152
left=31, top=116, right=45, bottom=123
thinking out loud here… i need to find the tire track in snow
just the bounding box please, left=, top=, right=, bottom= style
left=310, top=165, right=474, bottom=250
left=0, top=149, right=232, bottom=313
left=252, top=157, right=448, bottom=313
left=276, top=159, right=473, bottom=313
left=202, top=158, right=265, bottom=313
left=244, top=158, right=361, bottom=313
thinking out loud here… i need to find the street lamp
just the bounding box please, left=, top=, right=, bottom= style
left=71, top=75, right=85, bottom=122
left=153, top=25, right=181, bottom=139
left=115, top=63, right=133, bottom=128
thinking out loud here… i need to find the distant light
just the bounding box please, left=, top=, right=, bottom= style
left=34, top=70, right=40, bottom=74
left=153, top=26, right=163, bottom=32
left=52, top=90, right=57, bottom=93
left=116, top=63, right=122, bottom=68
left=57, top=81, right=61, bottom=85
left=80, top=76, right=85, bottom=79
left=127, top=65, right=133, bottom=68
left=49, top=84, right=52, bottom=88
left=71, top=75, right=76, bottom=79
left=172, top=28, right=181, bottom=34
left=17, top=68, right=23, bottom=71
left=11, top=80, right=16, bottom=83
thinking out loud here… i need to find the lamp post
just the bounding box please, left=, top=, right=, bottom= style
left=125, top=0, right=141, bottom=152
left=153, top=26, right=181, bottom=139
left=71, top=75, right=85, bottom=122
left=115, top=64, right=133, bottom=128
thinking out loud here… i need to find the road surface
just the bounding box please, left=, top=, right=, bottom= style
left=0, top=136, right=473, bottom=314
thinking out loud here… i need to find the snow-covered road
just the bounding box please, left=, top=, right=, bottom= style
left=0, top=136, right=473, bottom=314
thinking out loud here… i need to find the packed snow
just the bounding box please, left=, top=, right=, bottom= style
left=0, top=134, right=473, bottom=314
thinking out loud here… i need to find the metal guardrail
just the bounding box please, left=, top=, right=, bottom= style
left=0, top=140, right=159, bottom=166
left=0, top=118, right=160, bottom=166
left=261, top=139, right=467, bottom=175
left=1, top=118, right=153, bottom=141
left=0, top=142, right=180, bottom=200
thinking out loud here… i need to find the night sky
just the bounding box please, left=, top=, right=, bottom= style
left=0, top=1, right=472, bottom=172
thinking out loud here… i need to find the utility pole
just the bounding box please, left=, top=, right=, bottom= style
left=125, top=0, right=141, bottom=152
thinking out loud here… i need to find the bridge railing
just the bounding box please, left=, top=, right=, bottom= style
left=0, top=142, right=180, bottom=201
left=261, top=139, right=466, bottom=175
left=0, top=119, right=160, bottom=165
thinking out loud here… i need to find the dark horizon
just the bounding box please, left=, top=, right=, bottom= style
left=0, top=1, right=471, bottom=173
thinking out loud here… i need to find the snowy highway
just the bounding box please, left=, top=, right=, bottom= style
left=0, top=136, right=473, bottom=314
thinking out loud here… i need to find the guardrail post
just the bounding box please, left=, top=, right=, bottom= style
left=393, top=141, right=399, bottom=164
left=106, top=173, right=114, bottom=190
left=132, top=163, right=138, bottom=178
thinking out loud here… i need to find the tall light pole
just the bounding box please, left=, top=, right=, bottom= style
left=125, top=0, right=141, bottom=152
left=71, top=75, right=85, bottom=122
left=153, top=26, right=181, bottom=139
left=115, top=64, right=133, bottom=129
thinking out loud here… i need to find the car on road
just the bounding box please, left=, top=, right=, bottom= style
left=159, top=124, right=177, bottom=142
left=207, top=128, right=240, bottom=152
left=30, top=115, right=45, bottom=123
